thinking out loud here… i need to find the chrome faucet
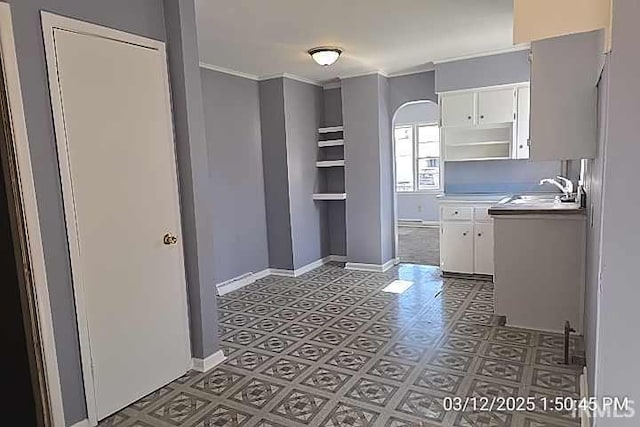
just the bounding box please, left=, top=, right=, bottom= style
left=539, top=176, right=574, bottom=200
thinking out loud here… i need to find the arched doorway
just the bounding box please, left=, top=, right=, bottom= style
left=392, top=100, right=442, bottom=266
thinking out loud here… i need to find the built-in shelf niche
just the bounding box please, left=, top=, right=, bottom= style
left=315, top=125, right=346, bottom=201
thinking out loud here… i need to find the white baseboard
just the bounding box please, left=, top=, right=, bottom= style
left=345, top=258, right=395, bottom=272
left=192, top=349, right=225, bottom=373
left=268, top=268, right=297, bottom=277
left=293, top=257, right=326, bottom=276
left=580, top=366, right=590, bottom=427
left=216, top=268, right=271, bottom=296
left=270, top=255, right=345, bottom=277
left=218, top=256, right=347, bottom=294
left=69, top=419, right=91, bottom=427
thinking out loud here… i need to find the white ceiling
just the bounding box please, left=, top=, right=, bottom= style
left=195, top=0, right=515, bottom=84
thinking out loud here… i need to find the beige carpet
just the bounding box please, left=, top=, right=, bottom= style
left=398, top=225, right=440, bottom=266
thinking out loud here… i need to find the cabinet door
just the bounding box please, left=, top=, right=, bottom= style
left=441, top=92, right=475, bottom=127
left=530, top=30, right=601, bottom=160
left=515, top=86, right=530, bottom=159
left=474, top=223, right=494, bottom=275
left=440, top=222, right=474, bottom=273
left=477, top=88, right=515, bottom=125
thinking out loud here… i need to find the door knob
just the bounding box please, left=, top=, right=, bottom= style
left=163, top=233, right=178, bottom=245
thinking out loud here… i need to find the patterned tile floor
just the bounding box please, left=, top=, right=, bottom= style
left=100, top=263, right=583, bottom=427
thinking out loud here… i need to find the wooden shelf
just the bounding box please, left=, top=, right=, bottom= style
left=318, top=126, right=343, bottom=134
left=316, top=160, right=345, bottom=167
left=313, top=193, right=347, bottom=201
left=318, top=139, right=344, bottom=147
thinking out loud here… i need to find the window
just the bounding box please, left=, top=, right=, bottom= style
left=394, top=123, right=440, bottom=192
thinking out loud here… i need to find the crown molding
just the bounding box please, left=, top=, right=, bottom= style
left=199, top=62, right=259, bottom=80
left=322, top=81, right=342, bottom=90
left=387, top=64, right=436, bottom=78
left=259, top=72, right=322, bottom=87
left=338, top=70, right=389, bottom=81
left=432, top=44, right=531, bottom=65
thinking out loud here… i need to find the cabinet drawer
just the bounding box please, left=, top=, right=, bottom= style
left=474, top=206, right=492, bottom=222
left=441, top=206, right=473, bottom=221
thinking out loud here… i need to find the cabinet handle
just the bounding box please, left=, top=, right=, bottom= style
left=454, top=211, right=459, bottom=215
left=463, top=232, right=467, bottom=236
left=480, top=115, right=485, bottom=119
left=478, top=232, right=482, bottom=237
left=467, top=116, right=472, bottom=120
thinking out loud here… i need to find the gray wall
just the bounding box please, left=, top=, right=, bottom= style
left=259, top=79, right=294, bottom=270
left=259, top=77, right=327, bottom=270
left=394, top=101, right=438, bottom=125
left=283, top=78, right=328, bottom=269
left=584, top=56, right=608, bottom=396
left=378, top=76, right=394, bottom=262
left=200, top=68, right=269, bottom=283
left=389, top=70, right=437, bottom=114
left=397, top=194, right=440, bottom=222
left=593, top=0, right=640, bottom=418
left=435, top=50, right=530, bottom=92
left=5, top=0, right=217, bottom=424
left=323, top=87, right=343, bottom=127
left=343, top=74, right=394, bottom=265
left=444, top=160, right=562, bottom=194
left=163, top=0, right=219, bottom=363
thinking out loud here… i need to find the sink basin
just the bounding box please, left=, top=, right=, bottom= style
left=493, top=193, right=582, bottom=212
left=504, top=194, right=562, bottom=205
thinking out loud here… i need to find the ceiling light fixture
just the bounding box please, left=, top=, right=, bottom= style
left=308, top=47, right=343, bottom=66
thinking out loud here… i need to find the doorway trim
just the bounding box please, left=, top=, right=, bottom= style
left=0, top=3, right=66, bottom=426
left=41, top=12, right=192, bottom=425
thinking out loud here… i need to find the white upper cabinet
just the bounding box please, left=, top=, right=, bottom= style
left=515, top=86, right=530, bottom=159
left=477, top=88, right=515, bottom=125
left=530, top=30, right=603, bottom=160
left=440, top=84, right=528, bottom=161
left=441, top=92, right=475, bottom=127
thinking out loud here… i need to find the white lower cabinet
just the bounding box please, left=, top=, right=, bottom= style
left=440, top=222, right=474, bottom=273
left=440, top=201, right=496, bottom=275
left=473, top=222, right=494, bottom=275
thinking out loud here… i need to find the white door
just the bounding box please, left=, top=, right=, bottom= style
left=474, top=222, right=494, bottom=275
left=44, top=19, right=191, bottom=421
left=440, top=222, right=474, bottom=273
left=477, top=88, right=515, bottom=125
left=515, top=86, right=531, bottom=159
left=441, top=92, right=475, bottom=127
